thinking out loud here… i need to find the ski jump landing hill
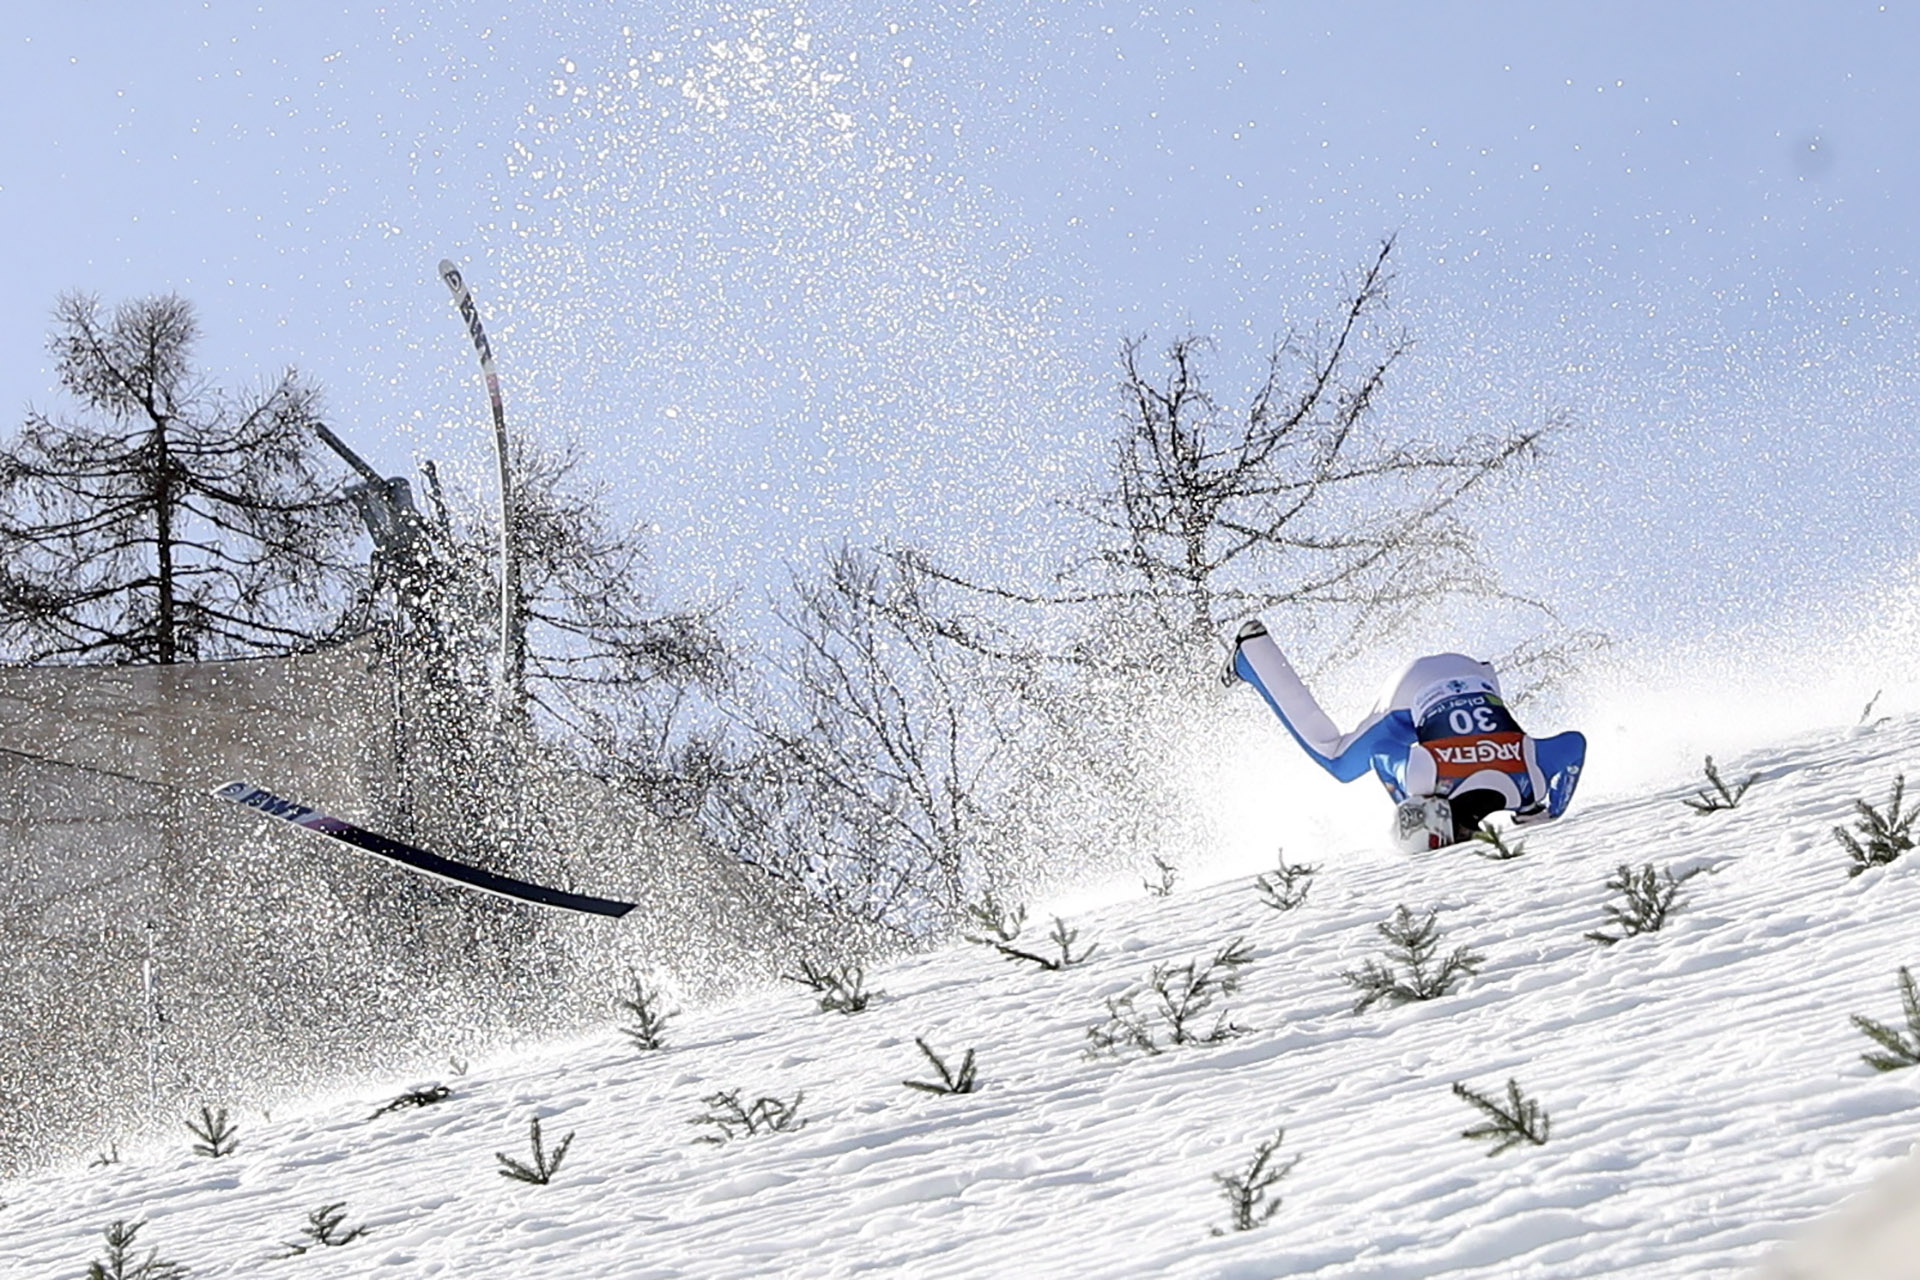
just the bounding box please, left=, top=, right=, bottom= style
left=0, top=639, right=786, bottom=1177
left=5, top=684, right=1919, bottom=1275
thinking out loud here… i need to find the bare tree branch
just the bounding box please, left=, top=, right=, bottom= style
left=909, top=239, right=1568, bottom=676
left=704, top=545, right=1020, bottom=935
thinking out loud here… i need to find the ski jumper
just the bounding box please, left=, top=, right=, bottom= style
left=1231, top=635, right=1585, bottom=821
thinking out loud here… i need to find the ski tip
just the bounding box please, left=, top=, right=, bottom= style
left=211, top=780, right=252, bottom=801
left=438, top=258, right=462, bottom=287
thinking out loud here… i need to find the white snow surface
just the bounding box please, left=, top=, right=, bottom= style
left=6, top=716, right=1920, bottom=1278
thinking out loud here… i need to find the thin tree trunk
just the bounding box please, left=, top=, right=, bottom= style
left=152, top=412, right=177, bottom=664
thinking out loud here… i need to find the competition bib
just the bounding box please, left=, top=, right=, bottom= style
left=1414, top=687, right=1526, bottom=784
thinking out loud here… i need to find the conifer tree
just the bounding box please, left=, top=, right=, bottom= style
left=1834, top=776, right=1917, bottom=877
left=1452, top=1078, right=1551, bottom=1154
left=1851, top=966, right=1920, bottom=1071
left=0, top=293, right=360, bottom=663
left=1341, top=906, right=1483, bottom=1012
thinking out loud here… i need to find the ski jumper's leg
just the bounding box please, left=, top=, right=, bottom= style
left=1234, top=633, right=1396, bottom=783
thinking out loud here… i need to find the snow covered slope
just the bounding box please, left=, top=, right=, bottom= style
left=4, top=714, right=1918, bottom=1278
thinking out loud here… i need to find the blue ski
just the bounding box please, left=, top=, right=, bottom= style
left=212, top=781, right=635, bottom=918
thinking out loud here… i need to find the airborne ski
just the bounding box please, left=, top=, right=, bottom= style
left=212, top=781, right=635, bottom=918
left=437, top=257, right=527, bottom=718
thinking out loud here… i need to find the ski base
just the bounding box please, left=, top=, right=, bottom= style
left=212, top=781, right=635, bottom=918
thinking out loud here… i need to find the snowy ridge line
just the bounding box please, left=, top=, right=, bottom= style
left=210, top=781, right=636, bottom=918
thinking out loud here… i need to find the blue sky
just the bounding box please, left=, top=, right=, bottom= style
left=5, top=1, right=1917, bottom=651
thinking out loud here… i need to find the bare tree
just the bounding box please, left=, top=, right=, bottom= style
left=704, top=544, right=1019, bottom=935
left=912, top=239, right=1561, bottom=675
left=517, top=448, right=725, bottom=712
left=1091, top=239, right=1556, bottom=662
left=408, top=441, right=729, bottom=810
left=0, top=293, right=361, bottom=663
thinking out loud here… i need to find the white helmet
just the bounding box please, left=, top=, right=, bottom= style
left=1392, top=795, right=1455, bottom=853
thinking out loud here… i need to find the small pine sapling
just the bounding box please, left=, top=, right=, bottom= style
left=1144, top=854, right=1180, bottom=897
left=1089, top=938, right=1255, bottom=1055
left=1586, top=863, right=1696, bottom=945
left=1834, top=775, right=1917, bottom=877
left=691, top=1090, right=807, bottom=1144
left=1088, top=993, right=1156, bottom=1056
left=1210, top=1129, right=1297, bottom=1235
left=495, top=1116, right=574, bottom=1185
left=962, top=892, right=1028, bottom=948
left=1682, top=755, right=1757, bottom=813
left=783, top=959, right=878, bottom=1014
left=1851, top=966, right=1920, bottom=1071
left=280, top=1203, right=370, bottom=1256
left=1252, top=853, right=1317, bottom=911
left=902, top=1037, right=980, bottom=1095
left=371, top=1085, right=451, bottom=1118
left=1470, top=825, right=1526, bottom=861
left=615, top=972, right=675, bottom=1050
left=1340, top=906, right=1484, bottom=1013
left=987, top=915, right=1097, bottom=972
left=1452, top=1079, right=1551, bottom=1155
left=85, top=1219, right=188, bottom=1280
left=186, top=1105, right=238, bottom=1158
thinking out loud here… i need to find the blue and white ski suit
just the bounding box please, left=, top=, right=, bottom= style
left=1231, top=635, right=1585, bottom=822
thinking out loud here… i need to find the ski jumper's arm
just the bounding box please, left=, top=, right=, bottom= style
left=1233, top=632, right=1413, bottom=783
left=1527, top=730, right=1587, bottom=819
